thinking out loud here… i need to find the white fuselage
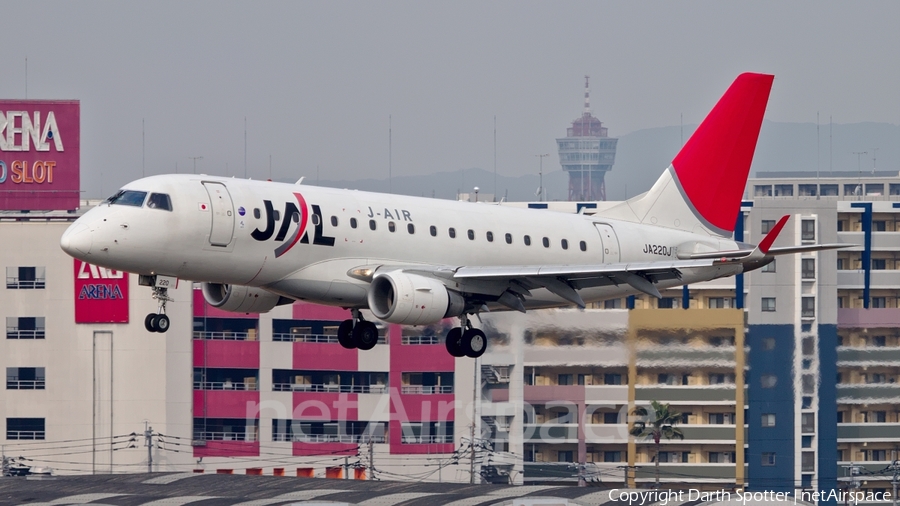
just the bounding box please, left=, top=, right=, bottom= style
left=61, top=174, right=744, bottom=310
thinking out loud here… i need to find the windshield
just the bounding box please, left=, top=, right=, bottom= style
left=105, top=190, right=148, bottom=207
left=147, top=193, right=173, bottom=211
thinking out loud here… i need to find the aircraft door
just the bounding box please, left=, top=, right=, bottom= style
left=594, top=223, right=620, bottom=263
left=202, top=182, right=235, bottom=247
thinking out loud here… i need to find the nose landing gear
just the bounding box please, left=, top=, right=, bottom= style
left=144, top=280, right=172, bottom=333
left=337, top=309, right=379, bottom=350
left=445, top=314, right=486, bottom=358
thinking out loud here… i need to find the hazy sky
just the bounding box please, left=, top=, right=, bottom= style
left=2, top=1, right=899, bottom=198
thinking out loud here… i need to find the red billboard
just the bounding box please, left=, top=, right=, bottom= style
left=0, top=100, right=80, bottom=211
left=74, top=259, right=129, bottom=324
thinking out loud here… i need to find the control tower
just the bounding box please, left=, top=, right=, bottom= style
left=556, top=76, right=618, bottom=201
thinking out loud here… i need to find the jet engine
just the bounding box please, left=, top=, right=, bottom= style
left=201, top=283, right=287, bottom=313
left=367, top=271, right=465, bottom=325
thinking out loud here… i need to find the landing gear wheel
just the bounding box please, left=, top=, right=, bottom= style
left=145, top=314, right=158, bottom=332
left=337, top=320, right=356, bottom=349
left=445, top=327, right=464, bottom=357
left=462, top=328, right=487, bottom=358
left=154, top=314, right=170, bottom=333
left=353, top=321, right=379, bottom=350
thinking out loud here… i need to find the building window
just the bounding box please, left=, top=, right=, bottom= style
left=802, top=297, right=815, bottom=318
left=872, top=297, right=887, bottom=308
left=604, top=299, right=621, bottom=309
left=801, top=413, right=815, bottom=433
left=557, top=450, right=574, bottom=463
left=400, top=421, right=453, bottom=444
left=763, top=337, right=776, bottom=350
left=873, top=220, right=887, bottom=232
left=761, top=297, right=776, bottom=312
left=6, top=267, right=46, bottom=289
left=709, top=451, right=736, bottom=463
left=762, top=452, right=776, bottom=466
left=801, top=219, right=815, bottom=241
left=603, top=412, right=619, bottom=424
left=872, top=258, right=887, bottom=270
left=6, top=418, right=45, bottom=440
left=708, top=413, right=735, bottom=424
left=802, top=258, right=815, bottom=279
left=6, top=317, right=46, bottom=340
left=762, top=259, right=776, bottom=272
left=557, top=374, right=573, bottom=386
left=401, top=372, right=454, bottom=394
left=761, top=220, right=775, bottom=234
left=761, top=413, right=776, bottom=427
left=873, top=411, right=887, bottom=423
left=820, top=184, right=839, bottom=196
left=604, top=373, right=622, bottom=385
left=866, top=183, right=885, bottom=196
left=761, top=375, right=777, bottom=388
left=774, top=184, right=793, bottom=196
left=658, top=451, right=689, bottom=463
left=6, top=367, right=45, bottom=390
left=754, top=185, right=772, bottom=197
left=604, top=451, right=622, bottom=462
left=798, top=184, right=818, bottom=196
left=802, top=435, right=812, bottom=448
left=801, top=452, right=815, bottom=471
left=708, top=297, right=735, bottom=309
left=708, top=373, right=734, bottom=385
left=872, top=336, right=886, bottom=347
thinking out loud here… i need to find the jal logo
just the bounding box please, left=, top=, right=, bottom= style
left=77, top=261, right=125, bottom=279
left=251, top=193, right=334, bottom=258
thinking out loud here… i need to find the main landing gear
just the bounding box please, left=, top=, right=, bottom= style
left=445, top=314, right=486, bottom=359
left=337, top=309, right=379, bottom=350
left=144, top=281, right=171, bottom=333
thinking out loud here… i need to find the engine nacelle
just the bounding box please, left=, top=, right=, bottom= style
left=367, top=271, right=465, bottom=325
left=201, top=283, right=284, bottom=313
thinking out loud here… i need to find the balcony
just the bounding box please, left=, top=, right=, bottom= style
left=837, top=270, right=900, bottom=289
left=637, top=348, right=736, bottom=366
left=401, top=434, right=453, bottom=444
left=400, top=385, right=453, bottom=395
left=194, top=381, right=257, bottom=391
left=836, top=384, right=900, bottom=403
left=838, top=231, right=900, bottom=250
left=6, top=380, right=46, bottom=390
left=837, top=347, right=900, bottom=364
left=5, top=329, right=45, bottom=339
left=275, top=434, right=386, bottom=444
left=585, top=385, right=628, bottom=403
left=584, top=424, right=629, bottom=443
left=524, top=423, right=578, bottom=443
left=273, top=383, right=387, bottom=394
left=838, top=308, right=900, bottom=328
left=635, top=386, right=736, bottom=403
left=633, top=463, right=738, bottom=482
left=837, top=423, right=900, bottom=441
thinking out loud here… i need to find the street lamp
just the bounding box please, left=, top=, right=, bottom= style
left=535, top=154, right=549, bottom=202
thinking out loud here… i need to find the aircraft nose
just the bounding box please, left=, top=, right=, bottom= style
left=60, top=222, right=93, bottom=258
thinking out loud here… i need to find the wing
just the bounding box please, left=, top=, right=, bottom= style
left=452, top=259, right=717, bottom=310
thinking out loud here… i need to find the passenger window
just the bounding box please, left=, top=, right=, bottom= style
left=542, top=237, right=550, bottom=248
left=561, top=239, right=568, bottom=250
left=467, top=229, right=475, bottom=240
left=430, top=226, right=437, bottom=237
left=505, top=233, right=512, bottom=244
left=350, top=218, right=358, bottom=229
left=369, top=220, right=377, bottom=231
left=293, top=212, right=301, bottom=223
left=580, top=241, right=587, bottom=252
left=147, top=193, right=172, bottom=211
left=449, top=228, right=456, bottom=238
left=524, top=235, right=531, bottom=246
left=388, top=222, right=396, bottom=232
left=273, top=210, right=281, bottom=221
left=254, top=208, right=261, bottom=219
left=331, top=216, right=338, bottom=227
left=309, top=213, right=317, bottom=225
left=407, top=223, right=415, bottom=234
left=486, top=231, right=494, bottom=242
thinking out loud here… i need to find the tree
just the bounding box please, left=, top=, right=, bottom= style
left=630, top=400, right=684, bottom=485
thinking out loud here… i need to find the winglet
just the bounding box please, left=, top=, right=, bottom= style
left=757, top=215, right=789, bottom=254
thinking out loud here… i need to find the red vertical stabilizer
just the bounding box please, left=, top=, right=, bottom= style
left=672, top=73, right=773, bottom=233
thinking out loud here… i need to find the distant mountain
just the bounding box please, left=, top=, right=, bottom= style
left=300, top=121, right=900, bottom=202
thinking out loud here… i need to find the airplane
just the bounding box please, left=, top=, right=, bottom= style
left=60, top=73, right=845, bottom=358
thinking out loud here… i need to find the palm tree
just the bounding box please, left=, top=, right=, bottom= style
left=630, top=400, right=684, bottom=485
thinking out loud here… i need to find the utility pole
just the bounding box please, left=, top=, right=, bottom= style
left=344, top=456, right=349, bottom=480
left=535, top=154, right=549, bottom=202
left=144, top=423, right=153, bottom=474
left=368, top=437, right=375, bottom=481
left=889, top=455, right=898, bottom=506
left=1, top=445, right=7, bottom=477
left=853, top=151, right=867, bottom=199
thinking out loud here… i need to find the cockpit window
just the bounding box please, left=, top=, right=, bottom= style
left=105, top=190, right=147, bottom=207
left=147, top=193, right=173, bottom=211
